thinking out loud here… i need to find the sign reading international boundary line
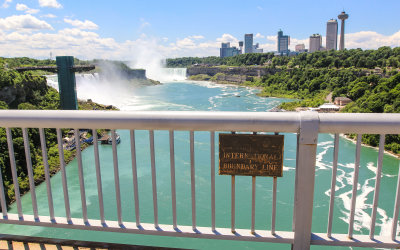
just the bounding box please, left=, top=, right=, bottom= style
left=219, top=134, right=284, bottom=177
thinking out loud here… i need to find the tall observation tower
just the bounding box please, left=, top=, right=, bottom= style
left=338, top=11, right=349, bottom=50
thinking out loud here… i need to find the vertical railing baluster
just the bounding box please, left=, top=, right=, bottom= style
left=327, top=133, right=339, bottom=237
left=74, top=129, right=88, bottom=224
left=39, top=129, right=54, bottom=221
left=210, top=131, right=216, bottom=231
left=230, top=131, right=236, bottom=233
left=391, top=161, right=400, bottom=241
left=0, top=155, right=8, bottom=218
left=348, top=134, right=362, bottom=238
left=149, top=130, right=158, bottom=228
left=190, top=131, right=196, bottom=230
left=231, top=175, right=236, bottom=233
left=370, top=134, right=385, bottom=238
left=56, top=128, right=71, bottom=222
left=169, top=130, right=177, bottom=229
left=271, top=132, right=279, bottom=235
left=251, top=131, right=256, bottom=234
left=292, top=133, right=300, bottom=232
left=6, top=128, right=23, bottom=219
left=22, top=128, right=39, bottom=220
left=111, top=130, right=122, bottom=225
left=130, top=130, right=140, bottom=227
left=251, top=176, right=256, bottom=234
left=92, top=129, right=105, bottom=225
left=271, top=177, right=277, bottom=235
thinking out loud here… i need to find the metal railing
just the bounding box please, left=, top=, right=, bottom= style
left=0, top=110, right=399, bottom=249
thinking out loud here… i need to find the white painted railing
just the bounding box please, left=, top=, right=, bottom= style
left=0, top=110, right=400, bottom=249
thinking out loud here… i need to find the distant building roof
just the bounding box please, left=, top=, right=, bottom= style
left=319, top=103, right=340, bottom=110
left=334, top=97, right=352, bottom=106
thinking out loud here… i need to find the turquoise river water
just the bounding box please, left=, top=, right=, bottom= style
left=2, top=74, right=400, bottom=249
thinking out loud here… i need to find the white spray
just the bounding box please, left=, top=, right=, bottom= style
left=127, top=37, right=187, bottom=82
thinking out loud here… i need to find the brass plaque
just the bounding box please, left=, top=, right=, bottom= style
left=219, top=134, right=284, bottom=177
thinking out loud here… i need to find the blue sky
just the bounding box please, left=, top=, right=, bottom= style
left=0, top=0, right=399, bottom=61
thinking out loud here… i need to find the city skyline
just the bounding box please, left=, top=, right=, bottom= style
left=0, top=0, right=399, bottom=60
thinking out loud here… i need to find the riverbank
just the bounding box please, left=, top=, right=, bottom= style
left=188, top=73, right=295, bottom=98
left=341, top=134, right=400, bottom=159
left=188, top=73, right=258, bottom=87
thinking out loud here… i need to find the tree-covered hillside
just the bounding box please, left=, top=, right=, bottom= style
left=166, top=53, right=275, bottom=67
left=173, top=47, right=400, bottom=155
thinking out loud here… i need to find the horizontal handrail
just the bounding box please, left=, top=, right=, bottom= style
left=0, top=110, right=400, bottom=249
left=0, top=110, right=400, bottom=134
left=318, top=113, right=400, bottom=134
left=0, top=110, right=300, bottom=132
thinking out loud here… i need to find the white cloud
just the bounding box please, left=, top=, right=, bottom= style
left=64, top=18, right=98, bottom=30
left=1, top=26, right=400, bottom=61
left=6, top=31, right=28, bottom=40
left=266, top=35, right=276, bottom=42
left=287, top=37, right=309, bottom=51
left=216, top=33, right=238, bottom=43
left=258, top=43, right=276, bottom=52
left=42, top=13, right=56, bottom=18
left=26, top=8, right=39, bottom=14
left=176, top=37, right=196, bottom=48
left=16, top=3, right=39, bottom=14
left=255, top=33, right=265, bottom=39
left=0, top=14, right=52, bottom=30
left=257, top=6, right=263, bottom=11
left=16, top=3, right=28, bottom=11
left=346, top=30, right=400, bottom=49
left=188, top=35, right=204, bottom=39
left=38, top=0, right=62, bottom=8
left=2, top=0, right=12, bottom=8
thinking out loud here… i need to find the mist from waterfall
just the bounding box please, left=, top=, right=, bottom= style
left=126, top=37, right=187, bottom=82
left=46, top=72, right=140, bottom=109
left=129, top=58, right=187, bottom=82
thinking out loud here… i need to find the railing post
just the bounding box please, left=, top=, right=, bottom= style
left=293, top=111, right=319, bottom=250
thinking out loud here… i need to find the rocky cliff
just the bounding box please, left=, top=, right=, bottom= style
left=187, top=66, right=279, bottom=77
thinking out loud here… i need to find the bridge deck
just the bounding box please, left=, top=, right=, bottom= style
left=0, top=234, right=176, bottom=250
left=14, top=65, right=95, bottom=73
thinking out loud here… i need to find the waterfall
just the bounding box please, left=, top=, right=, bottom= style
left=46, top=73, right=100, bottom=92
left=162, top=68, right=187, bottom=81
left=147, top=68, right=187, bottom=82
left=45, top=75, right=59, bottom=90
left=76, top=73, right=100, bottom=82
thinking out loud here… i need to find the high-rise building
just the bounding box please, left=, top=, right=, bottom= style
left=277, top=30, right=290, bottom=54
left=326, top=19, right=338, bottom=51
left=295, top=44, right=305, bottom=52
left=252, top=43, right=263, bottom=53
left=244, top=34, right=253, bottom=53
left=221, top=42, right=230, bottom=48
left=338, top=11, right=349, bottom=50
left=238, top=41, right=244, bottom=54
left=309, top=34, right=322, bottom=53
left=220, top=42, right=240, bottom=58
